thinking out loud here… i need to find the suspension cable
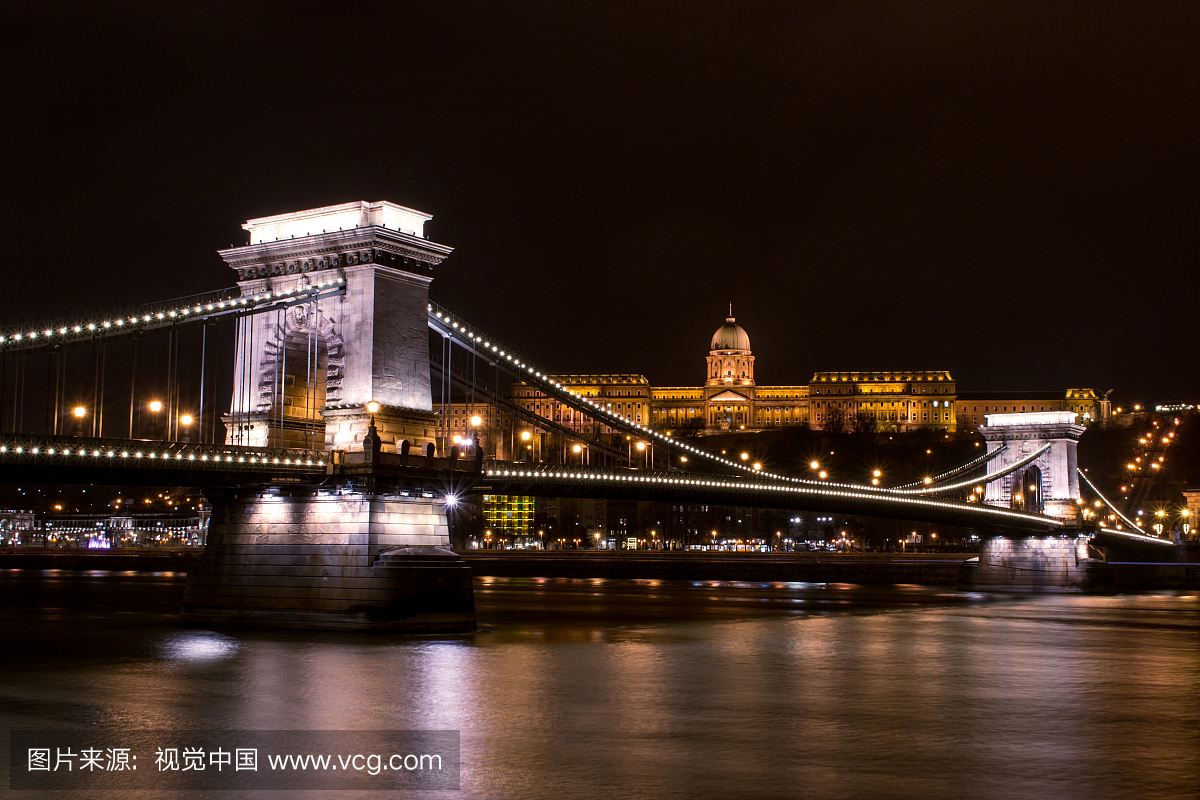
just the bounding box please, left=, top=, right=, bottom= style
left=1077, top=467, right=1145, bottom=533
left=890, top=445, right=1006, bottom=489
left=891, top=444, right=1051, bottom=495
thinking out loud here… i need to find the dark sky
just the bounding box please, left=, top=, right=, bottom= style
left=3, top=2, right=1198, bottom=406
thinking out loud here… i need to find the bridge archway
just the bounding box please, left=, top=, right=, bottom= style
left=1011, top=464, right=1044, bottom=513
left=255, top=303, right=345, bottom=449
left=982, top=412, right=1082, bottom=521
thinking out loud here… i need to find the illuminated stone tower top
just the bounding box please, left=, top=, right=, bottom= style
left=706, top=307, right=755, bottom=387
left=218, top=200, right=452, bottom=451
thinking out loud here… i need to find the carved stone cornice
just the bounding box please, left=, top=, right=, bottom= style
left=218, top=227, right=453, bottom=281
left=981, top=423, right=1085, bottom=442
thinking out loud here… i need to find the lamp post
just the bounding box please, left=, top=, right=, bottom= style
left=148, top=400, right=162, bottom=440
left=73, top=406, right=86, bottom=437
left=470, top=414, right=483, bottom=458
left=180, top=415, right=193, bottom=443
left=520, top=430, right=532, bottom=462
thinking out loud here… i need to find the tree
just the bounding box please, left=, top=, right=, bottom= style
left=850, top=412, right=877, bottom=435
left=824, top=406, right=848, bottom=434
left=673, top=416, right=707, bottom=440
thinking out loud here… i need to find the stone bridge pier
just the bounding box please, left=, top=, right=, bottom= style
left=184, top=202, right=475, bottom=631
left=969, top=412, right=1104, bottom=591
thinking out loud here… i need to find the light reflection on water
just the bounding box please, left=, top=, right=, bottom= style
left=0, top=573, right=1196, bottom=800
left=159, top=631, right=240, bottom=662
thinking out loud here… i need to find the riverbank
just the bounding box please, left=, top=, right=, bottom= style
left=2, top=548, right=1196, bottom=588
left=459, top=550, right=970, bottom=584
left=0, top=548, right=975, bottom=584
left=0, top=547, right=201, bottom=572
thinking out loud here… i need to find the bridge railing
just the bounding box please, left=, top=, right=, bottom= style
left=0, top=434, right=327, bottom=473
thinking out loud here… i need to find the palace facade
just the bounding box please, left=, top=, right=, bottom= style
left=441, top=312, right=1107, bottom=446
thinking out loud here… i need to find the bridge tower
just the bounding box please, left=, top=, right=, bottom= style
left=217, top=201, right=453, bottom=453
left=183, top=202, right=475, bottom=632
left=972, top=411, right=1097, bottom=591
left=980, top=411, right=1084, bottom=521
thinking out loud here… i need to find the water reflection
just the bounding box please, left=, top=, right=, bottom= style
left=159, top=631, right=239, bottom=662
left=0, top=572, right=1195, bottom=800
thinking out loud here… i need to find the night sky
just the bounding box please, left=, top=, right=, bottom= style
left=4, top=3, right=1198, bottom=405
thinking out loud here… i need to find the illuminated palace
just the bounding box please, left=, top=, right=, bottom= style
left=444, top=311, right=1107, bottom=545
left=442, top=311, right=1107, bottom=444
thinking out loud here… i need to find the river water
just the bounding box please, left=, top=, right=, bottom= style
left=0, top=571, right=1196, bottom=799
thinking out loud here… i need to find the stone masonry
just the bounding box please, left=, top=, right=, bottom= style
left=217, top=201, right=452, bottom=452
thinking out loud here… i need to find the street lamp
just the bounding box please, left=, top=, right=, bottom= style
left=180, top=414, right=193, bottom=443
left=148, top=400, right=163, bottom=440
left=469, top=414, right=483, bottom=458
left=73, top=406, right=86, bottom=437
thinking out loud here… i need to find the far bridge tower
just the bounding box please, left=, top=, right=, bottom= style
left=973, top=411, right=1095, bottom=591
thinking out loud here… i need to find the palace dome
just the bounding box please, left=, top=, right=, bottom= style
left=711, top=316, right=751, bottom=351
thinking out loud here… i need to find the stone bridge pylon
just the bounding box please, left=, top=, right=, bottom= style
left=184, top=202, right=475, bottom=632
left=218, top=200, right=453, bottom=453
left=981, top=411, right=1084, bottom=520
left=973, top=411, right=1096, bottom=591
